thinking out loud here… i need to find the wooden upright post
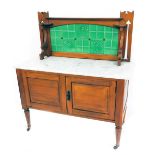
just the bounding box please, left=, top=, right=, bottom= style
left=120, top=11, right=134, bottom=62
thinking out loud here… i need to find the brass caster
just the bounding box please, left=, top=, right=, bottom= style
left=40, top=54, right=44, bottom=60
left=113, top=145, right=119, bottom=149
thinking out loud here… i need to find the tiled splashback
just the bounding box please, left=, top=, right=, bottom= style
left=50, top=24, right=119, bottom=55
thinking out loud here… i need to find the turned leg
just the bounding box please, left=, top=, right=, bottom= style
left=114, top=80, right=128, bottom=149
left=117, top=60, right=121, bottom=66
left=114, top=126, right=122, bottom=149
left=24, top=109, right=31, bottom=131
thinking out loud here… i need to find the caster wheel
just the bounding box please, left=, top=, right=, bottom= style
left=40, top=54, right=44, bottom=60
left=113, top=145, right=119, bottom=149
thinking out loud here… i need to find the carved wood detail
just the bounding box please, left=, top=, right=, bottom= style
left=38, top=12, right=52, bottom=60
left=120, top=11, right=134, bottom=61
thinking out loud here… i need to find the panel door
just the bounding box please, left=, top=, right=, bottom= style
left=66, top=76, right=116, bottom=121
left=21, top=70, right=66, bottom=113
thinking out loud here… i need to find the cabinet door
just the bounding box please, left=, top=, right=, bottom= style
left=66, top=76, right=116, bottom=121
left=21, top=70, right=66, bottom=113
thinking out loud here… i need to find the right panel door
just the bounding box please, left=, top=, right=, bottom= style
left=66, top=76, right=116, bottom=121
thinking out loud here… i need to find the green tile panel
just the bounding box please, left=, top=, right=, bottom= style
left=50, top=24, right=119, bottom=56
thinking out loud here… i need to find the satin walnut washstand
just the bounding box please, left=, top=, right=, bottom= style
left=16, top=11, right=134, bottom=149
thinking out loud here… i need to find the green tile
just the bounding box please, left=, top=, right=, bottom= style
left=90, top=40, right=104, bottom=53
left=75, top=47, right=82, bottom=52
left=68, top=24, right=75, bottom=31
left=51, top=40, right=56, bottom=46
left=52, top=46, right=57, bottom=51
left=68, top=32, right=75, bottom=38
left=55, top=38, right=63, bottom=45
left=83, top=47, right=90, bottom=52
left=55, top=31, right=63, bottom=38
left=76, top=40, right=83, bottom=47
left=104, top=40, right=111, bottom=48
left=89, top=25, right=97, bottom=31
left=62, top=32, right=68, bottom=38
left=56, top=46, right=63, bottom=51
left=89, top=32, right=96, bottom=39
left=113, top=28, right=119, bottom=33
left=50, top=30, right=55, bottom=37
left=83, top=40, right=90, bottom=46
left=112, top=41, right=118, bottom=49
left=75, top=24, right=89, bottom=31
left=105, top=33, right=112, bottom=40
left=96, top=32, right=104, bottom=39
left=75, top=24, right=89, bottom=39
left=76, top=31, right=89, bottom=39
left=90, top=47, right=97, bottom=53
left=97, top=26, right=104, bottom=31
left=91, top=40, right=104, bottom=48
left=113, top=33, right=118, bottom=40
left=63, top=39, right=75, bottom=48
left=104, top=49, right=117, bottom=55
left=104, top=26, right=112, bottom=32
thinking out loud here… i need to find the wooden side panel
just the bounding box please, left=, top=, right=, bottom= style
left=16, top=69, right=29, bottom=109
left=122, top=80, right=129, bottom=123
left=115, top=80, right=129, bottom=126
left=66, top=76, right=116, bottom=121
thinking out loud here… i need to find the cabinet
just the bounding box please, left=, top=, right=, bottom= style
left=16, top=67, right=129, bottom=149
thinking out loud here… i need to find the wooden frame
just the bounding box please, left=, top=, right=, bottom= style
left=38, top=11, right=134, bottom=65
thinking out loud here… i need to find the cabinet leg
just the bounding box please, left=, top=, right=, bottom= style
left=24, top=109, right=31, bottom=131
left=113, top=126, right=122, bottom=149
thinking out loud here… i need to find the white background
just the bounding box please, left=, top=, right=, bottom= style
left=0, top=0, right=155, bottom=154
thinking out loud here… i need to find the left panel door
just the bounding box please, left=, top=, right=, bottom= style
left=17, top=69, right=67, bottom=113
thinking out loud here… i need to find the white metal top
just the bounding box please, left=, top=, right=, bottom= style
left=16, top=56, right=134, bottom=80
